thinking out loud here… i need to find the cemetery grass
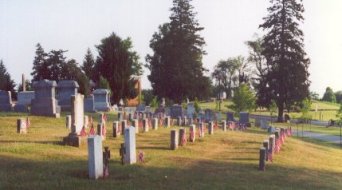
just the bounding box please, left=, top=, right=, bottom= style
left=0, top=115, right=342, bottom=189
left=273, top=122, right=342, bottom=136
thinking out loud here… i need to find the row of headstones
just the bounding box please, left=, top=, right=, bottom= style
left=0, top=80, right=111, bottom=115
left=259, top=127, right=293, bottom=171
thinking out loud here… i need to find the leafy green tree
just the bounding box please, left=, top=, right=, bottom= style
left=309, top=91, right=320, bottom=100
left=0, top=60, right=16, bottom=98
left=98, top=76, right=110, bottom=90
left=96, top=33, right=143, bottom=103
left=142, top=89, right=154, bottom=105
left=150, top=96, right=159, bottom=108
left=228, top=84, right=256, bottom=114
left=194, top=97, right=200, bottom=113
left=81, top=48, right=96, bottom=81
left=259, top=0, right=310, bottom=122
left=322, top=87, right=336, bottom=103
left=146, top=0, right=211, bottom=103
left=300, top=98, right=312, bottom=123
left=335, top=91, right=342, bottom=103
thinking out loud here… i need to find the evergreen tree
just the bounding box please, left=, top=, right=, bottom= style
left=81, top=48, right=96, bottom=81
left=146, top=0, right=210, bottom=103
left=259, top=0, right=310, bottom=122
left=0, top=60, right=16, bottom=98
left=96, top=33, right=143, bottom=103
left=31, top=43, right=48, bottom=81
left=322, top=87, right=336, bottom=103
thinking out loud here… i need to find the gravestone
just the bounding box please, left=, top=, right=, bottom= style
left=152, top=118, right=158, bottom=130
left=154, top=106, right=165, bottom=115
left=57, top=80, right=79, bottom=111
left=84, top=115, right=89, bottom=128
left=14, top=91, right=35, bottom=112
left=226, top=112, right=235, bottom=121
left=84, top=95, right=95, bottom=112
left=260, top=120, right=269, bottom=129
left=216, top=112, right=222, bottom=121
left=186, top=103, right=196, bottom=119
left=208, top=122, right=214, bottom=135
left=182, top=116, right=188, bottom=126
left=170, top=105, right=183, bottom=119
left=259, top=147, right=266, bottom=171
left=189, top=124, right=196, bottom=142
left=255, top=118, right=261, bottom=127
left=143, top=119, right=149, bottom=132
left=124, top=126, right=136, bottom=164
left=199, top=122, right=205, bottom=137
left=204, top=109, right=215, bottom=122
left=269, top=135, right=275, bottom=154
left=164, top=116, right=171, bottom=127
left=31, top=80, right=60, bottom=118
left=263, top=140, right=269, bottom=162
left=179, top=128, right=186, bottom=146
left=63, top=94, right=85, bottom=146
left=239, top=112, right=249, bottom=124
left=88, top=135, right=103, bottom=179
left=222, top=120, right=227, bottom=131
left=93, top=89, right=111, bottom=112
left=132, top=119, right=139, bottom=133
left=121, top=120, right=127, bottom=135
left=66, top=115, right=71, bottom=129
left=170, top=130, right=178, bottom=150
left=136, top=104, right=146, bottom=112
left=0, top=90, right=13, bottom=111
left=177, top=116, right=182, bottom=126
left=17, top=118, right=28, bottom=134
left=97, top=123, right=106, bottom=140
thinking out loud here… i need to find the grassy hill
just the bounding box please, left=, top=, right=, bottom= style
left=0, top=114, right=341, bottom=189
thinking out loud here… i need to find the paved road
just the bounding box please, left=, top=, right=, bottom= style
left=250, top=114, right=329, bottom=127
left=293, top=130, right=341, bottom=144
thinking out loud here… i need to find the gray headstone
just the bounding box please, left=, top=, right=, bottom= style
left=208, top=122, right=214, bottom=135
left=0, top=90, right=13, bottom=111
left=164, top=116, right=171, bottom=127
left=14, top=91, right=35, bottom=112
left=263, top=140, right=269, bottom=161
left=259, top=147, right=266, bottom=171
left=189, top=124, right=196, bottom=142
left=226, top=112, right=235, bottom=121
left=222, top=120, right=227, bottom=131
left=93, top=89, right=111, bottom=112
left=170, top=130, right=178, bottom=150
left=57, top=80, right=79, bottom=111
left=179, top=128, right=186, bottom=146
left=152, top=118, right=158, bottom=130
left=17, top=118, right=28, bottom=134
left=66, top=115, right=71, bottom=129
left=84, top=95, right=95, bottom=112
left=199, top=122, right=205, bottom=137
left=30, top=80, right=60, bottom=118
left=170, top=105, right=183, bottom=119
left=70, top=94, right=84, bottom=135
left=143, top=119, right=149, bottom=132
left=136, top=104, right=146, bottom=112
left=204, top=109, right=215, bottom=122
left=88, top=135, right=103, bottom=179
left=186, top=103, right=195, bottom=119
left=124, top=126, right=136, bottom=164
left=239, top=112, right=249, bottom=124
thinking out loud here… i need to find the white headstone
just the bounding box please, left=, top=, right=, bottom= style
left=124, top=126, right=136, bottom=164
left=88, top=135, right=103, bottom=179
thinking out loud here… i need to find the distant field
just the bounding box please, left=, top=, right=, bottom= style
left=0, top=113, right=341, bottom=189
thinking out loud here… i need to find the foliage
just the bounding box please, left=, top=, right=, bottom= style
left=150, top=96, right=159, bottom=108
left=258, top=0, right=310, bottom=122
left=194, top=97, right=200, bottom=113
left=146, top=0, right=210, bottom=103
left=336, top=103, right=342, bottom=126
left=334, top=91, right=342, bottom=103
left=228, top=84, right=256, bottom=114
left=96, top=33, right=143, bottom=103
left=81, top=48, right=96, bottom=81
left=98, top=76, right=110, bottom=89
left=300, top=98, right=312, bottom=121
left=17, top=80, right=32, bottom=92
left=309, top=91, right=320, bottom=100
left=269, top=99, right=277, bottom=117
left=0, top=60, right=16, bottom=99
left=142, top=89, right=154, bottom=106
left=322, top=87, right=336, bottom=103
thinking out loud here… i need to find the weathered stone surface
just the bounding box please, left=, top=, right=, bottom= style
left=57, top=80, right=79, bottom=111
left=186, top=103, right=196, bottom=119
left=152, top=118, right=158, bottom=130
left=132, top=119, right=139, bottom=133
left=84, top=95, right=95, bottom=112
left=93, top=89, right=111, bottom=112
left=70, top=94, right=84, bottom=135
left=124, top=126, right=136, bottom=164
left=66, top=115, right=71, bottom=129
left=222, top=120, right=227, bottom=131
left=179, top=128, right=186, bottom=146
left=239, top=112, right=249, bottom=124
left=143, top=119, right=149, bottom=132
left=189, top=124, right=196, bottom=142
left=208, top=122, right=214, bottom=135
left=259, top=147, right=266, bottom=171
left=170, top=105, right=183, bottom=119
left=17, top=118, right=27, bottom=134
left=30, top=80, right=60, bottom=118
left=14, top=91, right=34, bottom=112
left=0, top=90, right=13, bottom=111
left=164, top=116, right=170, bottom=127
left=170, top=130, right=178, bottom=150
left=263, top=140, right=269, bottom=162
left=88, top=135, right=103, bottom=179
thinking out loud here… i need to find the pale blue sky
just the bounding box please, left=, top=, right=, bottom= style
left=0, top=0, right=341, bottom=96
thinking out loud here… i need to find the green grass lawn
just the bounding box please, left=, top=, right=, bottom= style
left=272, top=122, right=342, bottom=136
left=0, top=113, right=342, bottom=189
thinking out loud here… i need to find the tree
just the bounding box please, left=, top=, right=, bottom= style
left=0, top=60, right=16, bottom=98
left=309, top=91, right=320, bottom=100
left=31, top=43, right=48, bottom=81
left=18, top=80, right=32, bottom=92
left=322, top=87, right=336, bottom=103
left=259, top=0, right=310, bottom=122
left=81, top=48, right=96, bottom=81
left=96, top=33, right=143, bottom=103
left=146, top=0, right=211, bottom=103
left=335, top=91, right=342, bottom=103
left=229, top=84, right=256, bottom=114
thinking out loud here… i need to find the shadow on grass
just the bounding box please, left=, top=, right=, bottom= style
left=0, top=154, right=341, bottom=190
left=0, top=140, right=64, bottom=145
left=292, top=136, right=342, bottom=150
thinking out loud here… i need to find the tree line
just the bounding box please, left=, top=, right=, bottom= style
left=0, top=0, right=327, bottom=122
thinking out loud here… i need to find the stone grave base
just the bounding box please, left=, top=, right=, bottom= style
left=63, top=134, right=86, bottom=147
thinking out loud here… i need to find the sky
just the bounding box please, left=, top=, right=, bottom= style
left=0, top=0, right=341, bottom=97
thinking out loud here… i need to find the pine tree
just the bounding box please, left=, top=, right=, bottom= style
left=31, top=43, right=48, bottom=81
left=146, top=0, right=211, bottom=103
left=81, top=48, right=96, bottom=81
left=259, top=0, right=310, bottom=122
left=0, top=60, right=16, bottom=98
left=96, top=33, right=143, bottom=103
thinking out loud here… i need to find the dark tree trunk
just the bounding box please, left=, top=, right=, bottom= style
left=277, top=103, right=284, bottom=122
